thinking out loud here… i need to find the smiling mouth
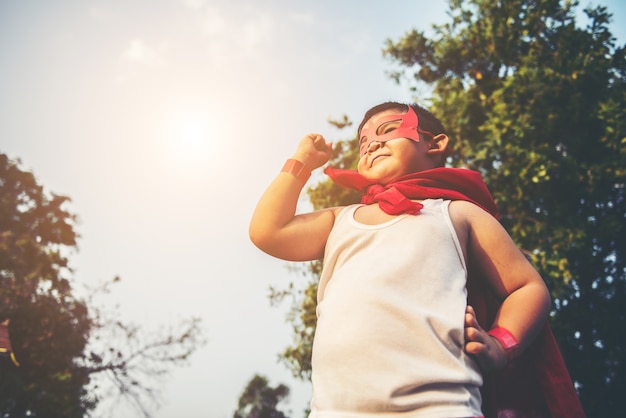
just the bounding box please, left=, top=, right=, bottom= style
left=370, top=154, right=389, bottom=167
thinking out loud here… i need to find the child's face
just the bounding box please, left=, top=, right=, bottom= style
left=357, top=109, right=431, bottom=184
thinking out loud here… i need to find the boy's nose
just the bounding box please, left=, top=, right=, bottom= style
left=367, top=140, right=384, bottom=153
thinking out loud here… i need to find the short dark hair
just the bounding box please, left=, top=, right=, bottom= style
left=357, top=102, right=447, bottom=139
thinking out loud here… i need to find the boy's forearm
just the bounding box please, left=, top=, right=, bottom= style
left=490, top=281, right=551, bottom=353
left=249, top=134, right=333, bottom=260
left=249, top=170, right=307, bottom=248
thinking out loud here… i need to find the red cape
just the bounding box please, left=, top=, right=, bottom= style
left=325, top=166, right=586, bottom=418
left=470, top=285, right=586, bottom=417
left=324, top=166, right=498, bottom=217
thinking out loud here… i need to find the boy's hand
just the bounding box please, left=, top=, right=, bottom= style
left=292, top=133, right=333, bottom=170
left=464, top=305, right=508, bottom=372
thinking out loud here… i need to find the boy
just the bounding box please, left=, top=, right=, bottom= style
left=249, top=102, right=583, bottom=417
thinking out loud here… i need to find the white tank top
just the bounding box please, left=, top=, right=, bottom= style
left=310, top=199, right=483, bottom=418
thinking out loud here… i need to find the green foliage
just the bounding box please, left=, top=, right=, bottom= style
left=269, top=263, right=320, bottom=381
left=0, top=153, right=92, bottom=417
left=273, top=1, right=625, bottom=416
left=233, top=374, right=290, bottom=418
left=0, top=153, right=205, bottom=417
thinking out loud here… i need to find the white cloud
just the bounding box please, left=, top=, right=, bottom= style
left=240, top=12, right=274, bottom=48
left=122, top=38, right=168, bottom=68
left=89, top=6, right=111, bottom=21
left=192, top=6, right=276, bottom=66
left=182, top=0, right=209, bottom=10
left=180, top=0, right=278, bottom=52
left=287, top=12, right=315, bottom=25
left=200, top=6, right=227, bottom=35
left=115, top=38, right=171, bottom=83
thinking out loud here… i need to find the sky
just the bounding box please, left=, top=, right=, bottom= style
left=1, top=1, right=625, bottom=417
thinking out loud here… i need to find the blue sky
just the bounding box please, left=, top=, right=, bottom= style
left=1, top=1, right=624, bottom=417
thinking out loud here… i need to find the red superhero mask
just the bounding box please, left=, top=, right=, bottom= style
left=359, top=106, right=425, bottom=157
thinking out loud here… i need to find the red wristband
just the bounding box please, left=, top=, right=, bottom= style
left=281, top=159, right=311, bottom=183
left=488, top=327, right=520, bottom=361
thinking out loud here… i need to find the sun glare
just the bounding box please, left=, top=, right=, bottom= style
left=165, top=109, right=217, bottom=162
left=179, top=122, right=207, bottom=150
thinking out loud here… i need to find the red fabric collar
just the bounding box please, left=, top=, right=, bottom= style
left=324, top=166, right=499, bottom=218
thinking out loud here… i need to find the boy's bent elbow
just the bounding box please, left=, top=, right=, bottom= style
left=248, top=225, right=294, bottom=259
left=248, top=224, right=273, bottom=253
left=539, top=281, right=552, bottom=317
left=249, top=208, right=335, bottom=261
left=524, top=277, right=552, bottom=325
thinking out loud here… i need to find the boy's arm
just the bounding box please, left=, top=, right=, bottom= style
left=249, top=133, right=336, bottom=262
left=456, top=202, right=551, bottom=371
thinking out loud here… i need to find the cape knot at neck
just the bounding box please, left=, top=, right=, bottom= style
left=363, top=184, right=385, bottom=204
left=362, top=184, right=424, bottom=216
left=323, top=166, right=499, bottom=218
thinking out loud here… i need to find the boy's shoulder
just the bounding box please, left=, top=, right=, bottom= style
left=449, top=199, right=494, bottom=216
left=448, top=199, right=497, bottom=230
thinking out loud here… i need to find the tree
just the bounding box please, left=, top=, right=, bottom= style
left=383, top=0, right=625, bottom=414
left=233, top=374, right=290, bottom=418
left=0, top=153, right=204, bottom=417
left=272, top=1, right=625, bottom=416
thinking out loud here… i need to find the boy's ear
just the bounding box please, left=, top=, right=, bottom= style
left=426, top=134, right=449, bottom=155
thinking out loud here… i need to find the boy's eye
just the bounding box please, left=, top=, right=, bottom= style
left=376, top=120, right=401, bottom=136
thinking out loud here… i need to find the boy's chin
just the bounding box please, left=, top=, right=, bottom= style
left=360, top=172, right=397, bottom=185
left=358, top=162, right=408, bottom=185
